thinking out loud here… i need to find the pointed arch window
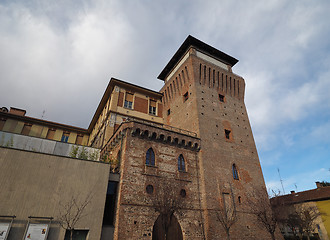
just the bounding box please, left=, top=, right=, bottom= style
left=232, top=164, right=239, bottom=180
left=146, top=148, right=155, bottom=166
left=178, top=154, right=185, bottom=172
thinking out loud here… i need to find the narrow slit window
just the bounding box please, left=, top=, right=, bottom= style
left=225, top=129, right=231, bottom=139
left=219, top=94, right=225, bottom=102
left=183, top=92, right=189, bottom=102
left=232, top=164, right=239, bottom=180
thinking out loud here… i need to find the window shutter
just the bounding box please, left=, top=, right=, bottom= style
left=150, top=100, right=156, bottom=107
left=125, top=93, right=133, bottom=102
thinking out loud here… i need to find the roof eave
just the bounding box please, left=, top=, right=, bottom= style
left=158, top=35, right=238, bottom=81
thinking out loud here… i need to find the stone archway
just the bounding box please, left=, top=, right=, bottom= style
left=152, top=214, right=183, bottom=240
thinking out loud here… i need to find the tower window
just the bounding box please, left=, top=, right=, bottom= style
left=225, top=129, right=231, bottom=139
left=183, top=92, right=189, bottom=102
left=167, top=109, right=171, bottom=116
left=146, top=185, right=154, bottom=194
left=178, top=154, right=185, bottom=172
left=232, top=164, right=239, bottom=180
left=149, top=100, right=157, bottom=115
left=180, top=189, right=186, bottom=198
left=146, top=148, right=155, bottom=166
left=219, top=94, right=225, bottom=102
left=124, top=92, right=133, bottom=109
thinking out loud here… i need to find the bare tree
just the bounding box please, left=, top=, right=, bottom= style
left=57, top=192, right=93, bottom=240
left=247, top=189, right=284, bottom=240
left=151, top=180, right=187, bottom=239
left=215, top=190, right=238, bottom=240
left=285, top=204, right=322, bottom=240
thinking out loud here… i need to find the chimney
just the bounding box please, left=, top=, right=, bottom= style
left=290, top=191, right=295, bottom=194
left=9, top=107, right=26, bottom=116
left=315, top=181, right=322, bottom=188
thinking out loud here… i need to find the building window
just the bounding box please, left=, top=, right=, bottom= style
left=180, top=189, right=186, bottom=198
left=124, top=92, right=133, bottom=109
left=102, top=181, right=117, bottom=226
left=146, top=185, right=154, bottom=194
left=75, top=134, right=83, bottom=145
left=149, top=100, right=157, bottom=115
left=61, top=132, right=70, bottom=143
left=219, top=94, right=225, bottom=102
left=46, top=128, right=56, bottom=140
left=225, top=129, right=231, bottom=139
left=178, top=154, right=185, bottom=172
left=64, top=230, right=88, bottom=240
left=167, top=109, right=171, bottom=116
left=183, top=92, right=189, bottom=102
left=146, top=148, right=155, bottom=166
left=232, top=164, right=239, bottom=180
left=21, top=123, right=32, bottom=136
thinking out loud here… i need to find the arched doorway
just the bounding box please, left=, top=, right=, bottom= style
left=152, top=214, right=183, bottom=240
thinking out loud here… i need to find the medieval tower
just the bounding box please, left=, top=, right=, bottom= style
left=158, top=35, right=271, bottom=239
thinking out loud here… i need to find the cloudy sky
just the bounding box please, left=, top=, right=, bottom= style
left=1, top=0, right=329, bottom=193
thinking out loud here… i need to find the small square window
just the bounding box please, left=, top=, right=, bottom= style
left=167, top=109, right=171, bottom=116
left=124, top=100, right=133, bottom=109
left=183, top=92, right=189, bottom=102
left=225, top=129, right=231, bottom=139
left=219, top=94, right=225, bottom=102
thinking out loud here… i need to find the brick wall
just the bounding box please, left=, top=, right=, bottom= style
left=106, top=122, right=204, bottom=239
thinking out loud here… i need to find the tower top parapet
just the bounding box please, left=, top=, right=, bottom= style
left=158, top=35, right=238, bottom=81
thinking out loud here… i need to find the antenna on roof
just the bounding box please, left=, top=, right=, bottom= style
left=277, top=168, right=285, bottom=194
left=41, top=110, right=46, bottom=119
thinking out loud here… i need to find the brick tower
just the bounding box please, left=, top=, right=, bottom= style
left=158, top=36, right=272, bottom=239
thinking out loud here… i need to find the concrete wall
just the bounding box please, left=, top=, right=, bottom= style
left=0, top=147, right=110, bottom=240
